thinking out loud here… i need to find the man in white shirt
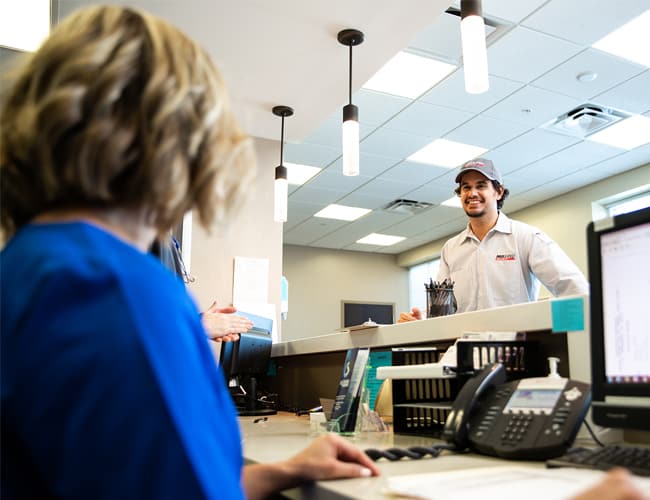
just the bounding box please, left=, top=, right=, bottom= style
left=400, top=158, right=588, bottom=318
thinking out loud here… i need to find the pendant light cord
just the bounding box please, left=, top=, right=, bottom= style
left=279, top=115, right=285, bottom=165
left=348, top=44, right=353, bottom=105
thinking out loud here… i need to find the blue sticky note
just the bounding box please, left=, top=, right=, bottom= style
left=551, top=297, right=584, bottom=333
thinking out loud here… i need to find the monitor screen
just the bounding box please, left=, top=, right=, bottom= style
left=587, top=206, right=650, bottom=431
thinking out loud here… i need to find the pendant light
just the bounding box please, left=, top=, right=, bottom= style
left=337, top=29, right=364, bottom=176
left=272, top=105, right=293, bottom=223
left=460, top=0, right=489, bottom=94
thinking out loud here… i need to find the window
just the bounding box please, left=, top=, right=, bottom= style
left=593, top=184, right=650, bottom=221
left=408, top=258, right=440, bottom=313
left=607, top=191, right=650, bottom=217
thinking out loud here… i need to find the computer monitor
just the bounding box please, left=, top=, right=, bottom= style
left=587, top=206, right=650, bottom=431
left=220, top=312, right=276, bottom=416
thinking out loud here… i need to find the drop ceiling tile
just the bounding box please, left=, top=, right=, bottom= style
left=378, top=160, right=451, bottom=184
left=283, top=217, right=349, bottom=246
left=403, top=181, right=455, bottom=205
left=288, top=185, right=345, bottom=205
left=502, top=195, right=538, bottom=214
left=445, top=115, right=531, bottom=149
left=337, top=191, right=395, bottom=210
left=593, top=70, right=650, bottom=114
left=408, top=10, right=463, bottom=61
left=420, top=70, right=524, bottom=114
left=343, top=242, right=384, bottom=252
left=522, top=0, right=650, bottom=45
left=509, top=140, right=625, bottom=184
left=487, top=27, right=582, bottom=83
left=305, top=170, right=373, bottom=192
left=327, top=152, right=400, bottom=178
left=284, top=142, right=340, bottom=168
left=383, top=101, right=473, bottom=137
left=354, top=89, right=413, bottom=126
left=302, top=117, right=374, bottom=150
left=360, top=127, right=433, bottom=158
left=587, top=142, right=650, bottom=175
left=532, top=49, right=646, bottom=100
left=351, top=177, right=421, bottom=200
left=311, top=211, right=410, bottom=248
left=482, top=85, right=583, bottom=126
left=473, top=0, right=550, bottom=24
left=382, top=206, right=459, bottom=237
left=285, top=200, right=322, bottom=231
left=483, top=129, right=581, bottom=174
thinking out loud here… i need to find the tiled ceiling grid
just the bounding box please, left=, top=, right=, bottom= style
left=284, top=0, right=650, bottom=254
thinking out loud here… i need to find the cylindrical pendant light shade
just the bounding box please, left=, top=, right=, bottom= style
left=274, top=165, right=288, bottom=222
left=342, top=104, right=360, bottom=177
left=461, top=15, right=489, bottom=94
left=338, top=29, right=364, bottom=177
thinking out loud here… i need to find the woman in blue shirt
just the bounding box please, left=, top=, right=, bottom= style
left=0, top=5, right=378, bottom=499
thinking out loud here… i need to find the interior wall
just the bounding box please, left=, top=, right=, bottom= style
left=281, top=245, right=409, bottom=341
left=187, top=137, right=283, bottom=334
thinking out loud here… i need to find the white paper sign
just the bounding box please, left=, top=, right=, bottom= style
left=233, top=256, right=269, bottom=305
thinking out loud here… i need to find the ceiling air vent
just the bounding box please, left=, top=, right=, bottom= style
left=383, top=199, right=434, bottom=215
left=542, top=103, right=630, bottom=139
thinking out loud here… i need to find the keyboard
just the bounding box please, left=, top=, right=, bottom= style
left=546, top=445, right=650, bottom=477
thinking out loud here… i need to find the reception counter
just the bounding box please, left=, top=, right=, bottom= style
left=267, top=297, right=591, bottom=411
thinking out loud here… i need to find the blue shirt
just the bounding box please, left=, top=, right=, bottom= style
left=1, top=222, right=243, bottom=499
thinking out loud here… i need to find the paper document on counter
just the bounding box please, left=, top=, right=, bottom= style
left=385, top=466, right=650, bottom=500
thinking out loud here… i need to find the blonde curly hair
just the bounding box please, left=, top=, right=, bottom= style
left=0, top=5, right=256, bottom=237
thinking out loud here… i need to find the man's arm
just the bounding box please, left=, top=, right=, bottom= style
left=528, top=231, right=589, bottom=297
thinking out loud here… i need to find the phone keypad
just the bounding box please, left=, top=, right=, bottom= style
left=501, top=414, right=534, bottom=444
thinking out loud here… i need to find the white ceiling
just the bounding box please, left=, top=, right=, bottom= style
left=5, top=1, right=650, bottom=255
left=282, top=0, right=650, bottom=254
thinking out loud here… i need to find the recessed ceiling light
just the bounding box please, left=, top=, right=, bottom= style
left=407, top=138, right=488, bottom=167
left=441, top=196, right=462, bottom=208
left=314, top=204, right=371, bottom=221
left=362, top=51, right=456, bottom=99
left=356, top=233, right=406, bottom=246
left=0, top=0, right=50, bottom=51
left=587, top=114, right=650, bottom=150
left=285, top=162, right=321, bottom=185
left=592, top=9, right=650, bottom=67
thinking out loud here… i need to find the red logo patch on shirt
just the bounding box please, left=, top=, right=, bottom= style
left=495, top=253, right=516, bottom=261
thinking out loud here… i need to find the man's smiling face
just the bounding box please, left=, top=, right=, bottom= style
left=458, top=170, right=504, bottom=219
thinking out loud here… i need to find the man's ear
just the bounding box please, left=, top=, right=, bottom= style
left=496, top=185, right=505, bottom=201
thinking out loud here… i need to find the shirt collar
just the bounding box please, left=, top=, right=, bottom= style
left=461, top=212, right=512, bottom=243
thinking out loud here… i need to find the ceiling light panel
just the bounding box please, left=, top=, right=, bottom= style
left=441, top=196, right=463, bottom=208
left=407, top=138, right=488, bottom=167
left=592, top=9, right=650, bottom=67
left=356, top=233, right=406, bottom=246
left=314, top=204, right=371, bottom=221
left=362, top=51, right=456, bottom=99
left=587, top=114, right=650, bottom=150
left=285, top=162, right=322, bottom=185
left=0, top=0, right=50, bottom=51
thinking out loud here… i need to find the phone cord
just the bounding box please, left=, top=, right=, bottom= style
left=364, top=443, right=458, bottom=461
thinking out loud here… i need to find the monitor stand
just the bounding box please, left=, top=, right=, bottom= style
left=237, top=376, right=277, bottom=417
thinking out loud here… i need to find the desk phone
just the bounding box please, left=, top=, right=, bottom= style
left=443, top=363, right=591, bottom=460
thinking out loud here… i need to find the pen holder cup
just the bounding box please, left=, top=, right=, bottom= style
left=426, top=288, right=457, bottom=318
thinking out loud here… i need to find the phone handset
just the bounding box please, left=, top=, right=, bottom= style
left=443, top=363, right=507, bottom=450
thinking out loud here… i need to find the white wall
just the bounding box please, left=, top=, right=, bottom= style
left=281, top=245, right=409, bottom=341
left=187, top=137, right=283, bottom=334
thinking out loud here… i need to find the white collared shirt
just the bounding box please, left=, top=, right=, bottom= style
left=437, top=212, right=589, bottom=313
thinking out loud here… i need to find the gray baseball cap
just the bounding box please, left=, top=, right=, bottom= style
left=455, top=158, right=503, bottom=184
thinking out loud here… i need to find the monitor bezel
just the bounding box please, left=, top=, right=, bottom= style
left=587, top=206, right=650, bottom=430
